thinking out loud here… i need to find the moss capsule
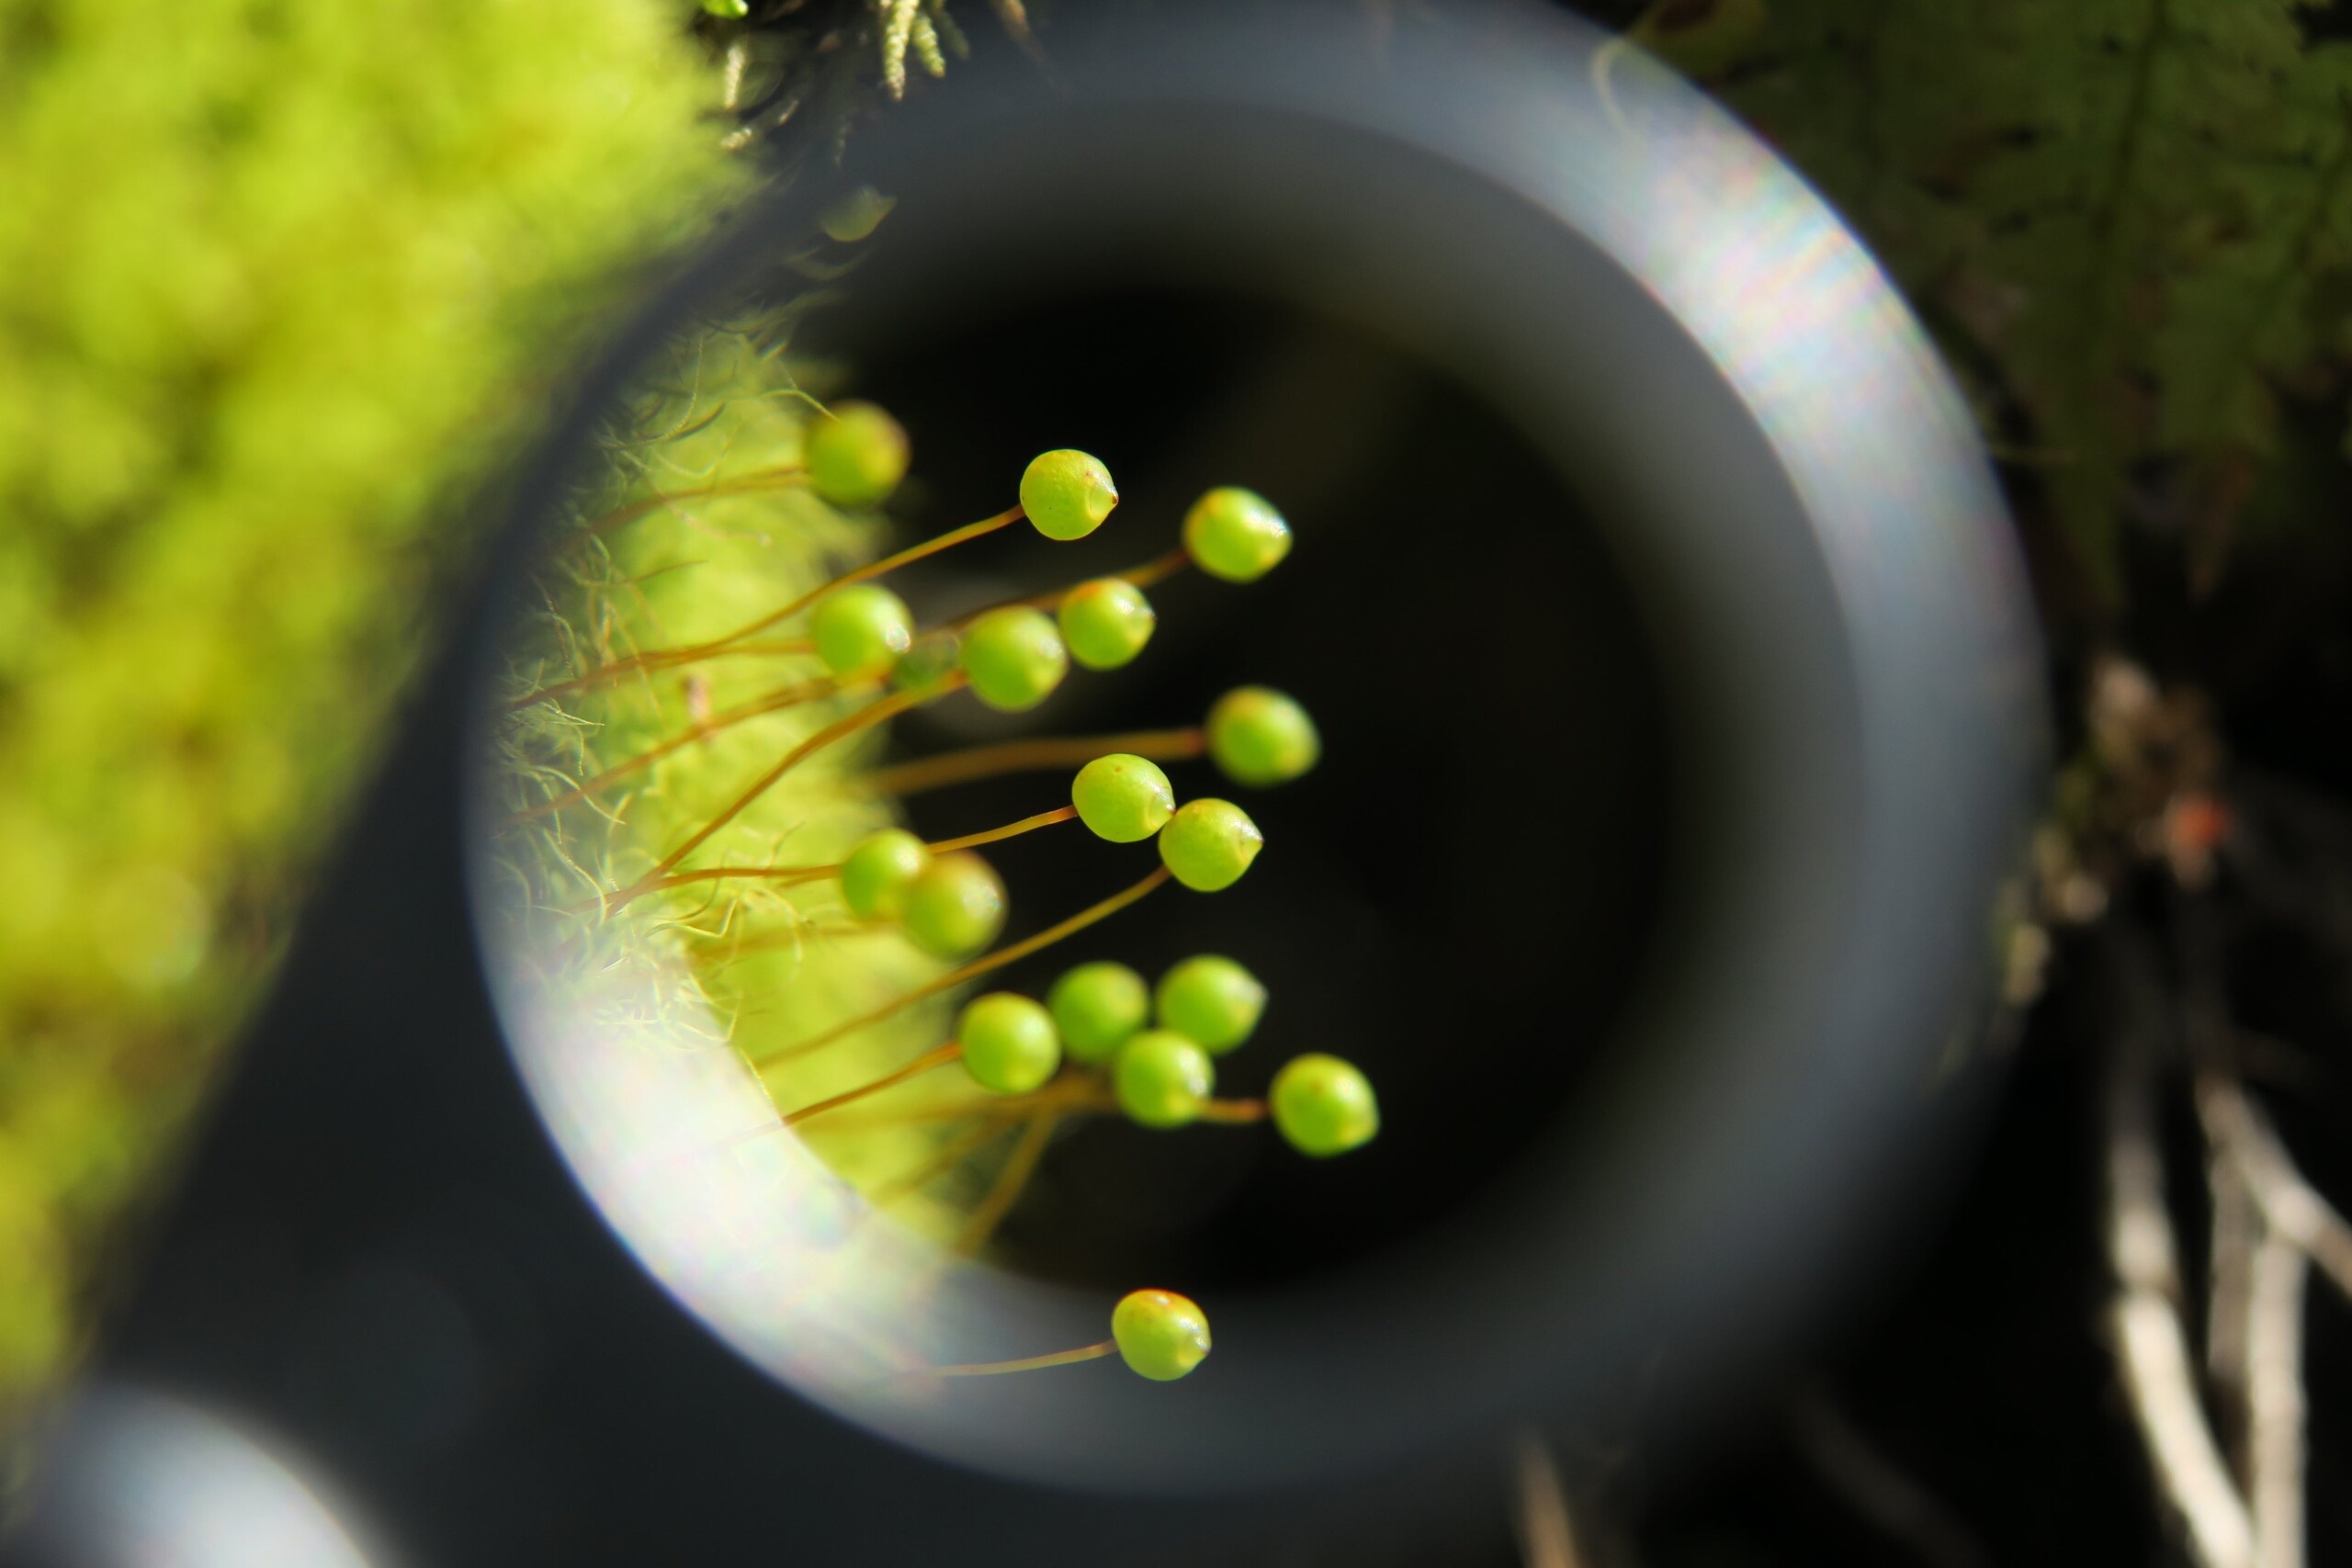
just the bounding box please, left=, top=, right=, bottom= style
left=899, top=852, right=1006, bottom=958
left=805, top=400, right=910, bottom=508
left=1154, top=955, right=1265, bottom=1055
left=1057, top=579, right=1156, bottom=671
left=961, top=607, right=1069, bottom=712
left=1207, top=686, right=1320, bottom=787
left=1158, top=798, right=1262, bottom=892
left=1019, top=449, right=1119, bottom=541
left=957, top=993, right=1061, bottom=1095
left=810, top=583, right=914, bottom=679
left=1113, top=1030, right=1213, bottom=1128
left=1047, top=962, right=1150, bottom=1064
left=1182, top=487, right=1291, bottom=582
left=1070, top=753, right=1175, bottom=843
left=1270, top=1054, right=1380, bottom=1156
left=840, top=829, right=929, bottom=920
left=1111, top=1288, right=1211, bottom=1382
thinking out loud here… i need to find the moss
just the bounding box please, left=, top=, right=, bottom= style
left=0, top=0, right=752, bottom=1416
left=488, top=310, right=1012, bottom=1248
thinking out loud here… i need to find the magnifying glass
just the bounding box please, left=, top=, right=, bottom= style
left=76, top=4, right=2041, bottom=1561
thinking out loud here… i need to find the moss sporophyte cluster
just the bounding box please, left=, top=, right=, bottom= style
left=495, top=375, right=1378, bottom=1383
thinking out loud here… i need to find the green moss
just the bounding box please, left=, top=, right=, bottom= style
left=1713, top=0, right=2352, bottom=594
left=0, top=0, right=749, bottom=1416
left=490, top=317, right=992, bottom=1247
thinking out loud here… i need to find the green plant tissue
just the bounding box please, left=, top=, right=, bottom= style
left=0, top=0, right=749, bottom=1418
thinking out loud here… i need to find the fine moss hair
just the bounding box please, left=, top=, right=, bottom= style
left=489, top=310, right=974, bottom=1234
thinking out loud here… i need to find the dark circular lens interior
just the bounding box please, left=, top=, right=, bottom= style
left=834, top=285, right=1679, bottom=1292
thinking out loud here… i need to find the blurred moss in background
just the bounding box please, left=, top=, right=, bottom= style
left=0, top=0, right=755, bottom=1420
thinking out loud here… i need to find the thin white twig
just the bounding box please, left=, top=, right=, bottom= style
left=2105, top=1010, right=2256, bottom=1568
left=2196, top=1076, right=2335, bottom=1568
left=2245, top=1235, right=2307, bottom=1568
left=2207, top=1147, right=2257, bottom=1468
left=2111, top=1292, right=2256, bottom=1568
left=2198, top=1076, right=2352, bottom=1303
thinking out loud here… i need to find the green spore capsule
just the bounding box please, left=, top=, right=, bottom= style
left=804, top=400, right=910, bottom=508
left=810, top=583, right=914, bottom=679
left=961, top=607, right=1069, bottom=712
left=1019, top=449, right=1120, bottom=541
left=1154, top=955, right=1266, bottom=1055
left=1207, top=686, right=1320, bottom=787
left=893, top=630, right=963, bottom=695
left=1057, top=579, right=1157, bottom=671
left=957, top=992, right=1062, bottom=1096
left=701, top=0, right=749, bottom=17
left=1158, top=798, right=1262, bottom=892
left=1070, top=753, right=1175, bottom=843
left=1270, top=1054, right=1380, bottom=1156
left=840, top=829, right=930, bottom=920
left=1047, top=962, right=1149, bottom=1065
left=1113, top=1030, right=1213, bottom=1128
left=818, top=185, right=896, bottom=243
left=1182, top=487, right=1291, bottom=582
left=900, top=852, right=1006, bottom=958
left=1111, top=1288, right=1212, bottom=1382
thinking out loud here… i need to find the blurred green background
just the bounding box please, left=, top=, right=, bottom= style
left=0, top=0, right=751, bottom=1417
